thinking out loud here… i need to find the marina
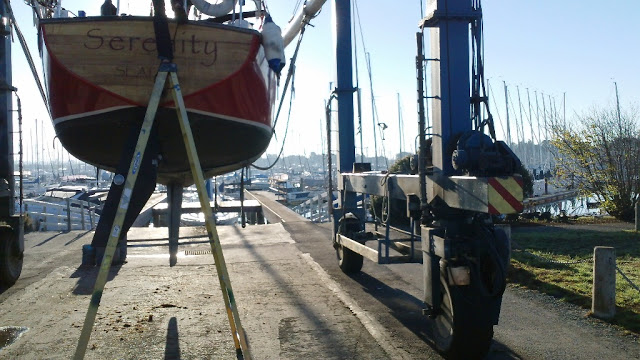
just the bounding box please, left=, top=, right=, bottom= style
left=0, top=0, right=638, bottom=359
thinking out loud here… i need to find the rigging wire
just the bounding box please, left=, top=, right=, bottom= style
left=271, top=25, right=307, bottom=135
left=250, top=28, right=305, bottom=171
left=354, top=0, right=385, bottom=168
left=487, top=81, right=506, bottom=139
left=352, top=0, right=364, bottom=162
left=5, top=0, right=52, bottom=120
left=250, top=82, right=295, bottom=170
left=291, top=0, right=304, bottom=18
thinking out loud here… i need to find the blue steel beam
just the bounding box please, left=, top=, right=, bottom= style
left=425, top=0, right=474, bottom=176
left=0, top=2, right=13, bottom=217
left=333, top=0, right=357, bottom=212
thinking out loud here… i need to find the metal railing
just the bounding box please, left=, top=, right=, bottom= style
left=292, top=191, right=335, bottom=223
left=21, top=199, right=100, bottom=231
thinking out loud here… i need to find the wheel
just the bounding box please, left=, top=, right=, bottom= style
left=337, top=240, right=363, bottom=273
left=0, top=228, right=23, bottom=286
left=432, top=278, right=493, bottom=359
left=335, top=215, right=363, bottom=274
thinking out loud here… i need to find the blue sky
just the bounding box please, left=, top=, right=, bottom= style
left=8, top=0, right=640, bottom=164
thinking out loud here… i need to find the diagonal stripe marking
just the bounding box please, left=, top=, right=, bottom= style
left=489, top=178, right=523, bottom=212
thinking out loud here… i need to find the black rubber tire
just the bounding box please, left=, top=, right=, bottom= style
left=433, top=279, right=493, bottom=360
left=337, top=242, right=363, bottom=273
left=335, top=216, right=364, bottom=274
left=0, top=229, right=23, bottom=287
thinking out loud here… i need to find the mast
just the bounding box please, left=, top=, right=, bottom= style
left=517, top=86, right=526, bottom=167
left=541, top=94, right=549, bottom=169
left=397, top=92, right=403, bottom=156
left=365, top=52, right=379, bottom=170
left=534, top=91, right=543, bottom=171
left=526, top=88, right=537, bottom=168
left=503, top=81, right=511, bottom=147
left=35, top=119, right=39, bottom=181
left=614, top=81, right=622, bottom=123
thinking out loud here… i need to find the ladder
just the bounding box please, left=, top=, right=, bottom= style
left=73, top=62, right=252, bottom=360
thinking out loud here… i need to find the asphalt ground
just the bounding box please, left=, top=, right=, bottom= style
left=0, top=192, right=638, bottom=359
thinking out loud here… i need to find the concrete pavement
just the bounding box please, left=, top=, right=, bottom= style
left=0, top=224, right=396, bottom=359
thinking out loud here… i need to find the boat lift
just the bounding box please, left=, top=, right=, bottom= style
left=0, top=0, right=24, bottom=287
left=329, top=0, right=522, bottom=358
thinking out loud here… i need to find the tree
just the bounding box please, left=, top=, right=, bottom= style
left=550, top=104, right=640, bottom=221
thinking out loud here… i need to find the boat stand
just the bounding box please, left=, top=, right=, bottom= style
left=74, top=62, right=252, bottom=360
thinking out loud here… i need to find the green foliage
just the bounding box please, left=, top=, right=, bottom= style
left=550, top=105, right=640, bottom=221
left=515, top=162, right=534, bottom=198
left=388, top=154, right=412, bottom=174
left=370, top=155, right=412, bottom=227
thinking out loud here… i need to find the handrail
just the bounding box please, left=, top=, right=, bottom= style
left=22, top=198, right=100, bottom=231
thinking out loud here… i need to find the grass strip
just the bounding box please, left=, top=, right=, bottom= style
left=508, top=227, right=640, bottom=334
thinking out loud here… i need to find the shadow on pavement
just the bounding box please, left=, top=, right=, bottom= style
left=34, top=232, right=63, bottom=247
left=69, top=264, right=123, bottom=295
left=64, top=230, right=94, bottom=246
left=349, top=271, right=523, bottom=359
left=164, top=317, right=181, bottom=360
left=229, top=225, right=370, bottom=359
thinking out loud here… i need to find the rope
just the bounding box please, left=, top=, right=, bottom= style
left=5, top=0, right=52, bottom=120
left=379, top=172, right=392, bottom=225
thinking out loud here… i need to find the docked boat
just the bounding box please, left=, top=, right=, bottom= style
left=36, top=3, right=282, bottom=185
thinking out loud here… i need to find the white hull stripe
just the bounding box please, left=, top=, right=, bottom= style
left=53, top=106, right=273, bottom=133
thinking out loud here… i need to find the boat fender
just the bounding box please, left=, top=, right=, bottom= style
left=262, top=16, right=286, bottom=74
left=191, top=0, right=237, bottom=17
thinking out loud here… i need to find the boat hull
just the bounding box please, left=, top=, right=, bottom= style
left=41, top=17, right=276, bottom=185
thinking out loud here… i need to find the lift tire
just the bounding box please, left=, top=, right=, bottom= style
left=0, top=228, right=23, bottom=286
left=337, top=243, right=363, bottom=274
left=336, top=215, right=363, bottom=274
left=432, top=279, right=493, bottom=360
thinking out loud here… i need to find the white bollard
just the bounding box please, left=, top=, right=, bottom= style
left=592, top=246, right=616, bottom=319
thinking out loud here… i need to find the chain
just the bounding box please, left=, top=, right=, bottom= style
left=513, top=249, right=593, bottom=265
left=512, top=240, right=640, bottom=295
left=616, top=266, right=640, bottom=295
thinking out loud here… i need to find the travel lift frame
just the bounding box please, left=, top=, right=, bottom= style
left=0, top=0, right=24, bottom=288
left=330, top=0, right=523, bottom=358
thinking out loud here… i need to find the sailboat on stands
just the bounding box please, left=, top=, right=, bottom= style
left=30, top=0, right=285, bottom=185
left=21, top=0, right=326, bottom=268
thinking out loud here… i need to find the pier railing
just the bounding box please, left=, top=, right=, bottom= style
left=21, top=199, right=100, bottom=231
left=292, top=191, right=336, bottom=222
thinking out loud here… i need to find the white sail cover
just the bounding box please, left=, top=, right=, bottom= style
left=191, top=0, right=237, bottom=17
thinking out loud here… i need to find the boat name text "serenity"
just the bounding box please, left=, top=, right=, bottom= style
left=84, top=28, right=218, bottom=67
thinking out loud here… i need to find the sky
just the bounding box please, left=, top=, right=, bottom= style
left=7, top=0, right=640, bottom=168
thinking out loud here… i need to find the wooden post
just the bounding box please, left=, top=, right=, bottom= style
left=257, top=209, right=264, bottom=224
left=42, top=205, right=46, bottom=231
left=81, top=202, right=86, bottom=230
left=66, top=198, right=72, bottom=232
left=592, top=246, right=616, bottom=319
left=635, top=202, right=640, bottom=231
